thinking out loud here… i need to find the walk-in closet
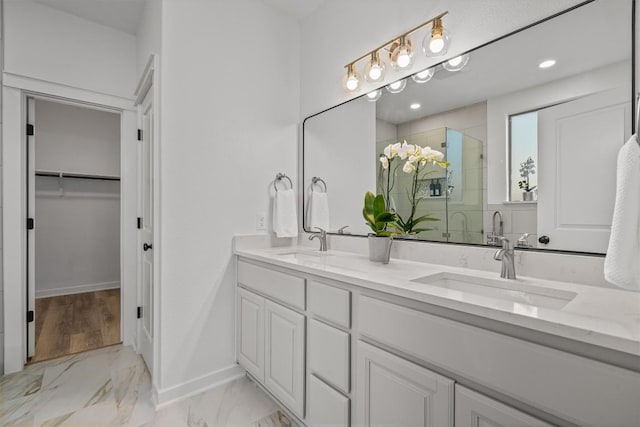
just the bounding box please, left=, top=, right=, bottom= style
left=28, top=98, right=122, bottom=362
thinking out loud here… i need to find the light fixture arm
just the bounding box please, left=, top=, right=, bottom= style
left=343, top=11, right=448, bottom=69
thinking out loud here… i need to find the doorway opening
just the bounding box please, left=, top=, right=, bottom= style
left=27, top=97, right=123, bottom=363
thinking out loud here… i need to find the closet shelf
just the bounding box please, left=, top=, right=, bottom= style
left=35, top=170, right=120, bottom=181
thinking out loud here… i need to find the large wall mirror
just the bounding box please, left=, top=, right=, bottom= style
left=303, top=0, right=634, bottom=254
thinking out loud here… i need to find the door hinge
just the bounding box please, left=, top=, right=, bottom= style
left=137, top=306, right=142, bottom=319
left=137, top=217, right=143, bottom=229
left=27, top=218, right=35, bottom=230
left=27, top=310, right=34, bottom=323
left=26, top=124, right=34, bottom=136
left=137, top=129, right=143, bottom=141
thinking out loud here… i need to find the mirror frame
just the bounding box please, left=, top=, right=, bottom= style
left=301, top=0, right=636, bottom=256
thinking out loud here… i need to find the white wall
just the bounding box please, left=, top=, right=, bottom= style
left=136, top=0, right=162, bottom=79
left=300, top=0, right=586, bottom=118
left=3, top=0, right=137, bottom=99
left=34, top=100, right=121, bottom=298
left=155, top=0, right=300, bottom=401
left=304, top=98, right=376, bottom=234
left=0, top=0, right=4, bottom=375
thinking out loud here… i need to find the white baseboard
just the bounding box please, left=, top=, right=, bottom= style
left=153, top=364, right=244, bottom=409
left=35, top=281, right=120, bottom=299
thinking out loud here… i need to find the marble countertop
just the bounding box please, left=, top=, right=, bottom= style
left=234, top=243, right=640, bottom=358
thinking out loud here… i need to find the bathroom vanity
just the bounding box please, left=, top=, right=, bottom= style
left=234, top=239, right=640, bottom=427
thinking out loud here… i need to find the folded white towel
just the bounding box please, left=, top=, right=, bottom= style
left=273, top=189, right=298, bottom=238
left=308, top=191, right=330, bottom=232
left=604, top=135, right=640, bottom=290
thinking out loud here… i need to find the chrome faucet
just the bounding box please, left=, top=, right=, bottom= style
left=493, top=237, right=516, bottom=279
left=516, top=233, right=531, bottom=248
left=309, top=228, right=327, bottom=252
left=487, top=211, right=504, bottom=246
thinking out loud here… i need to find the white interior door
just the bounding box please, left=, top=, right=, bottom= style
left=138, top=88, right=154, bottom=372
left=537, top=87, right=631, bottom=253
left=27, top=97, right=36, bottom=358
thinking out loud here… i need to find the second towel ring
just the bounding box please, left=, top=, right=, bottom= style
left=274, top=173, right=293, bottom=192
left=311, top=177, right=327, bottom=192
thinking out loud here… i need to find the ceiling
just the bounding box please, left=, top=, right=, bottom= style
left=375, top=0, right=631, bottom=124
left=33, top=0, right=146, bottom=35
left=33, top=0, right=325, bottom=35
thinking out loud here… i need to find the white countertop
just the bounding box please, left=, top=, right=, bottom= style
left=234, top=244, right=640, bottom=358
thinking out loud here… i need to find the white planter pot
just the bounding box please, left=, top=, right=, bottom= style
left=522, top=191, right=534, bottom=201
left=368, top=235, right=393, bottom=264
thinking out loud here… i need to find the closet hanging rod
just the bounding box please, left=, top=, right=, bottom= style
left=35, top=170, right=121, bottom=182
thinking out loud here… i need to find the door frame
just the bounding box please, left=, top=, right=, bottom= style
left=134, top=54, right=162, bottom=387
left=2, top=74, right=138, bottom=374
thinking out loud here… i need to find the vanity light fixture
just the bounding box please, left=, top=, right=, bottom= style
left=442, top=53, right=470, bottom=72
left=342, top=63, right=361, bottom=93
left=366, top=89, right=383, bottom=102
left=538, top=59, right=556, bottom=69
left=342, top=11, right=449, bottom=93
left=410, top=103, right=421, bottom=109
left=364, top=51, right=386, bottom=82
left=386, top=79, right=407, bottom=94
left=412, top=67, right=435, bottom=83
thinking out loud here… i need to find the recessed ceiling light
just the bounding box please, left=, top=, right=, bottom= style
left=410, top=103, right=421, bottom=110
left=538, top=59, right=556, bottom=69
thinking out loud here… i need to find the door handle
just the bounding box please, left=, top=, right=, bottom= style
left=538, top=235, right=550, bottom=245
left=143, top=243, right=153, bottom=251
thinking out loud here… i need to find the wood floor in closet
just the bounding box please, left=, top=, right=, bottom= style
left=31, top=289, right=121, bottom=363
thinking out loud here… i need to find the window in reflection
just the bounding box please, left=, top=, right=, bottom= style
left=509, top=111, right=538, bottom=202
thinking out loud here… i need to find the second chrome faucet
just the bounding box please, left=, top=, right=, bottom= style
left=493, top=237, right=516, bottom=279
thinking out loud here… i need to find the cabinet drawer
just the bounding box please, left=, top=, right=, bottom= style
left=308, top=280, right=350, bottom=328
left=308, top=375, right=350, bottom=427
left=359, top=294, right=640, bottom=427
left=309, top=319, right=350, bottom=393
left=455, top=385, right=552, bottom=427
left=238, top=260, right=305, bottom=310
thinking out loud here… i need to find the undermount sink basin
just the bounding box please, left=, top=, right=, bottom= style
left=276, top=249, right=333, bottom=259
left=410, top=272, right=577, bottom=309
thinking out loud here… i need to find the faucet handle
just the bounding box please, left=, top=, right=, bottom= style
left=312, top=227, right=326, bottom=235
left=337, top=225, right=349, bottom=234
left=516, top=233, right=530, bottom=248
left=498, top=237, right=511, bottom=250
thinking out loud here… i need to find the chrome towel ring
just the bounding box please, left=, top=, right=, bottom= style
left=274, top=173, right=293, bottom=192
left=311, top=176, right=327, bottom=192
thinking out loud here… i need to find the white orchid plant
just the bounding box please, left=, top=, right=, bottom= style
left=378, top=141, right=449, bottom=235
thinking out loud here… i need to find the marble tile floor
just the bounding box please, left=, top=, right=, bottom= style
left=0, top=344, right=286, bottom=427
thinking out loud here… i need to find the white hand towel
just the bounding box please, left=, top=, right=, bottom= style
left=273, top=189, right=298, bottom=238
left=604, top=135, right=640, bottom=290
left=308, top=191, right=330, bottom=232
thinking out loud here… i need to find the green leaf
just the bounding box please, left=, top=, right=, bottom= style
left=373, top=194, right=386, bottom=216
left=412, top=214, right=440, bottom=224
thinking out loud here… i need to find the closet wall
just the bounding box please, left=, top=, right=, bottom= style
left=34, top=100, right=121, bottom=298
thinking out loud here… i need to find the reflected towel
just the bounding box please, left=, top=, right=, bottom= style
left=604, top=135, right=640, bottom=290
left=273, top=189, right=298, bottom=238
left=308, top=191, right=330, bottom=232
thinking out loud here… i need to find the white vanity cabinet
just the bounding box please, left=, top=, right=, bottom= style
left=236, top=260, right=306, bottom=419
left=355, top=340, right=454, bottom=427
left=264, top=299, right=305, bottom=418
left=455, top=386, right=552, bottom=427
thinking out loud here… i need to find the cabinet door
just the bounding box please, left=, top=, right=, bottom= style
left=265, top=299, right=305, bottom=418
left=455, top=386, right=552, bottom=427
left=356, top=341, right=454, bottom=427
left=237, top=287, right=264, bottom=382
left=308, top=374, right=350, bottom=427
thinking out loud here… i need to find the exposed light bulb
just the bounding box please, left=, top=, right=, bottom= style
left=442, top=53, right=469, bottom=72
left=366, top=89, right=382, bottom=102
left=429, top=37, right=444, bottom=54
left=448, top=56, right=463, bottom=66
left=410, top=103, right=421, bottom=109
left=412, top=68, right=434, bottom=83
left=346, top=76, right=359, bottom=90
left=365, top=51, right=386, bottom=83
left=423, top=17, right=451, bottom=58
left=342, top=64, right=361, bottom=93
left=386, top=79, right=407, bottom=94
left=390, top=37, right=413, bottom=71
